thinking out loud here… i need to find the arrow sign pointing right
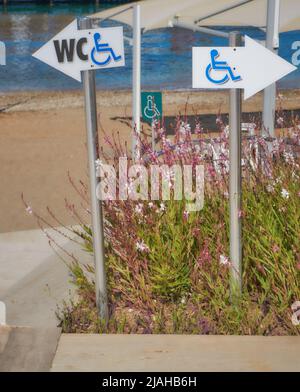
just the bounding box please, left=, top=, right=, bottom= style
left=193, top=35, right=297, bottom=99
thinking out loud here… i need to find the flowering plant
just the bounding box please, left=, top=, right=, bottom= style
left=24, top=115, right=300, bottom=334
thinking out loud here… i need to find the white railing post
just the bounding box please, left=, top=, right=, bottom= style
left=132, top=3, right=141, bottom=160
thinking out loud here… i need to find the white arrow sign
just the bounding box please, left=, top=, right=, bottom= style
left=33, top=20, right=125, bottom=82
left=192, top=35, right=297, bottom=99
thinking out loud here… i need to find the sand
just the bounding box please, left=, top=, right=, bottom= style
left=0, top=89, right=300, bottom=233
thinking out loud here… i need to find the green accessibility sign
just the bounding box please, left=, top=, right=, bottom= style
left=141, top=92, right=162, bottom=124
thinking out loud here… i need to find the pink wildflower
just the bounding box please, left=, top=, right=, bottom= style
left=219, top=254, right=230, bottom=266
left=272, top=244, right=280, bottom=253
left=26, top=206, right=33, bottom=215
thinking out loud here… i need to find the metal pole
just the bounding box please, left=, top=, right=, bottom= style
left=229, top=31, right=243, bottom=298
left=194, top=0, right=254, bottom=24
left=262, top=0, right=280, bottom=137
left=151, top=121, right=155, bottom=151
left=78, top=17, right=108, bottom=320
left=172, top=19, right=229, bottom=39
left=132, top=3, right=141, bottom=160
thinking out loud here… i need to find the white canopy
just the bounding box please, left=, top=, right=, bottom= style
left=92, top=0, right=300, bottom=33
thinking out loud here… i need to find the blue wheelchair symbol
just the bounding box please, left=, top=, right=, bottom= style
left=91, top=32, right=122, bottom=66
left=205, top=49, right=241, bottom=84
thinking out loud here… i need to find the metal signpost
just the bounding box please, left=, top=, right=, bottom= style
left=229, top=32, right=243, bottom=297
left=0, top=45, right=6, bottom=324
left=193, top=35, right=296, bottom=294
left=78, top=17, right=108, bottom=320
left=33, top=17, right=125, bottom=320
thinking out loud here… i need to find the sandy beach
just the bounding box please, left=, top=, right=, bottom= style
left=1, top=88, right=300, bottom=233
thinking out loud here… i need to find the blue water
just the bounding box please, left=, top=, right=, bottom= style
left=0, top=4, right=299, bottom=91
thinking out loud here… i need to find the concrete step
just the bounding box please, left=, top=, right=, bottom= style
left=0, top=227, right=90, bottom=327
left=52, top=334, right=300, bottom=372
left=0, top=325, right=61, bottom=372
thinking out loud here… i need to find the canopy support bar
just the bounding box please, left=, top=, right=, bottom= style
left=92, top=5, right=133, bottom=25
left=194, top=0, right=254, bottom=24
left=172, top=19, right=229, bottom=39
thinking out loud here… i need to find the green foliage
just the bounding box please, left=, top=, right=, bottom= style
left=146, top=201, right=196, bottom=299
left=57, top=161, right=300, bottom=335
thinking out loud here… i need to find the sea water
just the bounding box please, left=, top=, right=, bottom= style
left=0, top=3, right=299, bottom=92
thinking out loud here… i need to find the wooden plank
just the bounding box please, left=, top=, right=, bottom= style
left=52, top=334, right=300, bottom=372
left=0, top=326, right=11, bottom=355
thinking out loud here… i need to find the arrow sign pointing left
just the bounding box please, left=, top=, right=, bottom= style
left=192, top=35, right=297, bottom=100
left=33, top=20, right=125, bottom=82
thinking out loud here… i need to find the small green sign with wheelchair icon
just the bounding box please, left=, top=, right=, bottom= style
left=141, top=92, right=162, bottom=124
